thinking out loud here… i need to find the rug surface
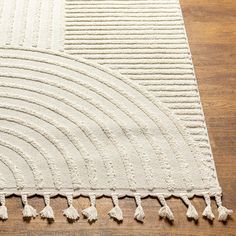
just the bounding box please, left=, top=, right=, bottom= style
left=0, top=0, right=232, bottom=222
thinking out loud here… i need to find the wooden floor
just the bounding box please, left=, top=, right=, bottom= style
left=0, top=1, right=235, bottom=235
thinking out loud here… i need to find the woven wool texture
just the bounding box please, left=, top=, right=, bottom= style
left=0, top=0, right=233, bottom=222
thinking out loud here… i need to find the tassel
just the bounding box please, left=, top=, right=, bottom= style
left=215, top=194, right=233, bottom=222
left=157, top=194, right=174, bottom=221
left=203, top=205, right=214, bottom=221
left=63, top=194, right=79, bottom=221
left=82, top=193, right=97, bottom=222
left=202, top=194, right=215, bottom=221
left=108, top=193, right=123, bottom=222
left=0, top=194, right=8, bottom=220
left=134, top=194, right=145, bottom=222
left=40, top=194, right=54, bottom=219
left=187, top=204, right=199, bottom=220
left=181, top=195, right=198, bottom=221
left=22, top=194, right=37, bottom=218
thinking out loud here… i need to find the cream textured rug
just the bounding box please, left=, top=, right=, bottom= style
left=0, top=0, right=232, bottom=222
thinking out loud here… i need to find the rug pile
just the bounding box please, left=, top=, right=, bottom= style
left=0, top=0, right=232, bottom=222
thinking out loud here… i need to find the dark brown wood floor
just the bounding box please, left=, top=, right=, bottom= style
left=0, top=1, right=235, bottom=235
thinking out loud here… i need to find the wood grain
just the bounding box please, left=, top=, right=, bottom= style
left=0, top=0, right=235, bottom=235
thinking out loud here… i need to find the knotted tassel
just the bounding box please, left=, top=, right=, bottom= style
left=40, top=194, right=54, bottom=219
left=63, top=194, right=79, bottom=221
left=215, top=194, right=233, bottom=222
left=181, top=195, right=198, bottom=221
left=157, top=194, right=174, bottom=221
left=82, top=194, right=97, bottom=222
left=134, top=194, right=145, bottom=222
left=202, top=194, right=215, bottom=221
left=0, top=194, right=8, bottom=220
left=22, top=194, right=37, bottom=218
left=108, top=193, right=123, bottom=222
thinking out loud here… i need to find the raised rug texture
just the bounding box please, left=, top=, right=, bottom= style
left=0, top=0, right=232, bottom=222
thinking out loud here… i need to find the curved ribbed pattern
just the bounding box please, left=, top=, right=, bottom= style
left=0, top=47, right=220, bottom=195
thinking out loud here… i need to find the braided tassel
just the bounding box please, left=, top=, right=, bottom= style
left=215, top=194, right=233, bottom=222
left=202, top=194, right=215, bottom=221
left=40, top=194, right=54, bottom=219
left=134, top=194, right=145, bottom=222
left=22, top=194, right=37, bottom=218
left=181, top=195, right=198, bottom=221
left=157, top=194, right=174, bottom=221
left=63, top=194, right=79, bottom=221
left=82, top=194, right=97, bottom=222
left=0, top=194, right=8, bottom=220
left=108, top=193, right=123, bottom=222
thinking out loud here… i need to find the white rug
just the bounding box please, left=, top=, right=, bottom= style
left=0, top=0, right=232, bottom=222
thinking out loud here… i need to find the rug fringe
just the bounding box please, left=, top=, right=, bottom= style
left=0, top=192, right=233, bottom=223
left=157, top=194, right=174, bottom=221
left=40, top=194, right=54, bottom=219
left=63, top=194, right=79, bottom=221
left=108, top=193, right=123, bottom=222
left=202, top=194, right=215, bottom=221
left=181, top=194, right=199, bottom=221
left=82, top=193, right=98, bottom=222
left=134, top=193, right=145, bottom=222
left=21, top=194, right=37, bottom=218
left=215, top=193, right=233, bottom=222
left=0, top=194, right=8, bottom=220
